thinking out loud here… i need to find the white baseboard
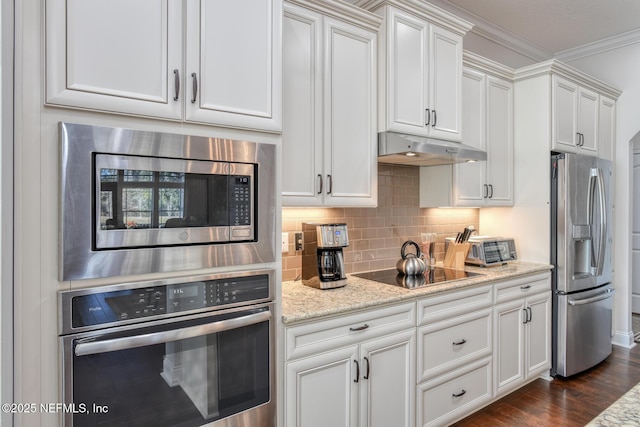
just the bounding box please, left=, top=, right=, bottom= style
left=612, top=330, right=636, bottom=349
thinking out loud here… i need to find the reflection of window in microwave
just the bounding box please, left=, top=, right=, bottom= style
left=100, top=169, right=187, bottom=230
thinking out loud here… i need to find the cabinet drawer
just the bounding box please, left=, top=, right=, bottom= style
left=494, top=272, right=551, bottom=304
left=285, top=302, right=416, bottom=360
left=418, top=357, right=492, bottom=427
left=418, top=308, right=492, bottom=381
left=418, top=283, right=492, bottom=324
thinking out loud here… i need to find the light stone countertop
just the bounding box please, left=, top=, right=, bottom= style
left=282, top=261, right=552, bottom=325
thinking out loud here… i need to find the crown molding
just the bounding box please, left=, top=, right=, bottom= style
left=514, top=59, right=622, bottom=99
left=555, top=28, right=640, bottom=62
left=355, top=0, right=473, bottom=36
left=287, top=0, right=383, bottom=31
left=426, top=0, right=551, bottom=63
left=463, top=50, right=514, bottom=81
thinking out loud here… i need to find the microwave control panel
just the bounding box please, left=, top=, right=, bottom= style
left=70, top=274, right=270, bottom=329
left=230, top=175, right=252, bottom=226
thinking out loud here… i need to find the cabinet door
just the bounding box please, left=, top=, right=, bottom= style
left=454, top=68, right=486, bottom=206
left=577, top=87, right=599, bottom=155
left=360, top=330, right=416, bottom=427
left=493, top=298, right=525, bottom=397
left=485, top=76, right=514, bottom=206
left=323, top=17, right=377, bottom=207
left=429, top=26, right=463, bottom=142
left=285, top=346, right=359, bottom=427
left=552, top=76, right=578, bottom=152
left=385, top=7, right=429, bottom=136
left=46, top=0, right=183, bottom=119
left=185, top=0, right=282, bottom=132
left=282, top=5, right=323, bottom=206
left=525, top=292, right=551, bottom=378
left=599, top=96, right=616, bottom=162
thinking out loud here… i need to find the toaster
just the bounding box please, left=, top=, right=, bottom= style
left=466, top=236, right=517, bottom=266
left=446, top=236, right=517, bottom=267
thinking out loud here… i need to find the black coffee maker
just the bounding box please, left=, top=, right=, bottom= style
left=302, top=223, right=349, bottom=289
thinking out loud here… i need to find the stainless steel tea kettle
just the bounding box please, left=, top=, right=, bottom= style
left=396, top=240, right=426, bottom=276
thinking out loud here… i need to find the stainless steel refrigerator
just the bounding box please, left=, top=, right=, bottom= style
left=551, top=152, right=614, bottom=377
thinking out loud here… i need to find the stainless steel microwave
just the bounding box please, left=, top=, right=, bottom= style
left=59, top=123, right=276, bottom=281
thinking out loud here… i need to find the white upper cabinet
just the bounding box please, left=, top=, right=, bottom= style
left=598, top=96, right=616, bottom=162
left=46, top=0, right=183, bottom=119
left=282, top=1, right=380, bottom=207
left=185, top=0, right=282, bottom=131
left=421, top=54, right=514, bottom=208
left=374, top=4, right=468, bottom=141
left=358, top=0, right=471, bottom=142
left=46, top=0, right=282, bottom=132
left=552, top=75, right=601, bottom=156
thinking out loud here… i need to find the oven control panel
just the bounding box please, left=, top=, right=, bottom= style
left=68, top=273, right=271, bottom=330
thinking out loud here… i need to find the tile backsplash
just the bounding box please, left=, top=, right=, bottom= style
left=281, top=164, right=479, bottom=281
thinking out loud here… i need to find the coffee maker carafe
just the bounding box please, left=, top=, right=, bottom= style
left=302, top=223, right=349, bottom=289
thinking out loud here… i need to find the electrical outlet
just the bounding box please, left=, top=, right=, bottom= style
left=281, top=232, right=289, bottom=253
left=295, top=232, right=303, bottom=251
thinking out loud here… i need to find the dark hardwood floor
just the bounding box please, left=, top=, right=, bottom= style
left=452, top=343, right=640, bottom=426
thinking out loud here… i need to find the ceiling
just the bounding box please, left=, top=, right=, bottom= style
left=350, top=0, right=640, bottom=67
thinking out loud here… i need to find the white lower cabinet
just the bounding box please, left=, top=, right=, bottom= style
left=284, top=302, right=416, bottom=427
left=284, top=272, right=552, bottom=426
left=416, top=284, right=493, bottom=426
left=493, top=273, right=552, bottom=397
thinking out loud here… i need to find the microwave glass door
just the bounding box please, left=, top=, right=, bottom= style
left=64, top=305, right=273, bottom=427
left=94, top=154, right=254, bottom=249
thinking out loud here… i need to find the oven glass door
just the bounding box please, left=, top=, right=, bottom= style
left=62, top=304, right=274, bottom=427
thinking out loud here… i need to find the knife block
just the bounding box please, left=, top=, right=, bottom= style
left=443, top=242, right=470, bottom=269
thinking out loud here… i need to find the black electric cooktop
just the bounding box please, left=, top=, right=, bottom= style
left=352, top=267, right=482, bottom=289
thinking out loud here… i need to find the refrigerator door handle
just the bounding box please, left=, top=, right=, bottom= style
left=595, top=168, right=607, bottom=276
left=587, top=168, right=607, bottom=276
left=568, top=288, right=615, bottom=306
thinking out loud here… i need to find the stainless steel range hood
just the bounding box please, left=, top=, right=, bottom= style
left=378, top=131, right=487, bottom=166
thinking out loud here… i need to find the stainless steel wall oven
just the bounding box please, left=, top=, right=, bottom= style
left=58, top=269, right=276, bottom=427
left=59, top=122, right=276, bottom=280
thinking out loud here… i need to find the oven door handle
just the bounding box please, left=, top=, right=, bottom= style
left=75, top=310, right=271, bottom=357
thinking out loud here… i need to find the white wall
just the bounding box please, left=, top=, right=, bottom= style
left=564, top=43, right=640, bottom=345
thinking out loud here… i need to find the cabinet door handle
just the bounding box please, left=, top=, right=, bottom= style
left=191, top=72, right=198, bottom=104
left=353, top=360, right=360, bottom=383
left=425, top=109, right=431, bottom=126
left=488, top=184, right=494, bottom=199
left=363, top=356, right=370, bottom=380
left=483, top=184, right=488, bottom=198
left=349, top=324, right=369, bottom=332
left=326, top=175, right=332, bottom=194
left=452, top=389, right=466, bottom=398
left=523, top=308, right=529, bottom=324
left=527, top=306, right=533, bottom=323
left=317, top=174, right=323, bottom=194
left=432, top=109, right=437, bottom=127
left=452, top=339, right=467, bottom=346
left=173, top=69, right=180, bottom=101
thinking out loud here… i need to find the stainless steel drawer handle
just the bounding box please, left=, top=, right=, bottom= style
left=568, top=289, right=615, bottom=306
left=452, top=339, right=467, bottom=346
left=349, top=324, right=369, bottom=332
left=75, top=310, right=271, bottom=357
left=452, top=389, right=466, bottom=398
